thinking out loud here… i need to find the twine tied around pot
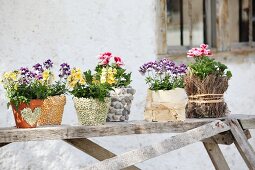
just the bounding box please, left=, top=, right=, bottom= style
left=188, top=94, right=224, bottom=104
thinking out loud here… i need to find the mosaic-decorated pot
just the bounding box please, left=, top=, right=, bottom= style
left=11, top=99, right=43, bottom=128
left=38, top=95, right=66, bottom=126
left=73, top=97, right=110, bottom=126
left=107, top=87, right=135, bottom=122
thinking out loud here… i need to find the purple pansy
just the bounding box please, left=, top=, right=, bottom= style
left=43, top=59, right=53, bottom=69
left=59, top=63, right=71, bottom=79
left=33, top=63, right=44, bottom=73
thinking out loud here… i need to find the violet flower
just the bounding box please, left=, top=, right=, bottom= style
left=43, top=59, right=53, bottom=69
left=59, top=63, right=71, bottom=79
left=33, top=63, right=44, bottom=73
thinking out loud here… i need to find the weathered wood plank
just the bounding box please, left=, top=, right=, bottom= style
left=216, top=0, right=230, bottom=51
left=83, top=121, right=230, bottom=170
left=0, top=120, right=213, bottom=143
left=203, top=138, right=230, bottom=170
left=249, top=0, right=253, bottom=46
left=64, top=138, right=140, bottom=170
left=228, top=119, right=255, bottom=169
left=0, top=115, right=252, bottom=143
left=230, top=114, right=255, bottom=129
left=203, top=130, right=251, bottom=145
left=155, top=0, right=167, bottom=55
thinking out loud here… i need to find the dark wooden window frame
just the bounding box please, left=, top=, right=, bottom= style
left=156, top=0, right=254, bottom=56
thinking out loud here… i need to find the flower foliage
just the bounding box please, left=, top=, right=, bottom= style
left=139, top=58, right=187, bottom=90
left=67, top=69, right=113, bottom=102
left=95, top=52, right=131, bottom=88
left=187, top=44, right=232, bottom=79
left=1, top=59, right=71, bottom=108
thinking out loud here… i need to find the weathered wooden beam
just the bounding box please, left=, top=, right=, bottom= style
left=64, top=138, right=140, bottom=170
left=228, top=119, right=255, bottom=169
left=156, top=0, right=167, bottom=55
left=188, top=0, right=193, bottom=46
left=203, top=130, right=251, bottom=145
left=82, top=121, right=230, bottom=170
left=230, top=114, right=255, bottom=129
left=249, top=0, right=253, bottom=46
left=0, top=120, right=213, bottom=143
left=203, top=138, right=230, bottom=170
left=216, top=0, right=230, bottom=51
left=0, top=115, right=252, bottom=143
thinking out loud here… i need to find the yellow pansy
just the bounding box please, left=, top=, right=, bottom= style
left=42, top=70, right=50, bottom=81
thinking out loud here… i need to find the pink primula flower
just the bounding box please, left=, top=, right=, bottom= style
left=186, top=44, right=212, bottom=58
left=98, top=52, right=112, bottom=65
left=200, top=44, right=208, bottom=49
left=114, top=56, right=124, bottom=67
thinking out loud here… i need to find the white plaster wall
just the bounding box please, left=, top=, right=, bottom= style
left=0, top=0, right=254, bottom=169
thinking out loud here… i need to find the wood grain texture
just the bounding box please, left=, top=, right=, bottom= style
left=228, top=118, right=255, bottom=169
left=83, top=121, right=230, bottom=170
left=155, top=0, right=167, bottom=55
left=0, top=120, right=213, bottom=143
left=203, top=138, right=230, bottom=170
left=0, top=115, right=252, bottom=143
left=64, top=138, right=140, bottom=170
left=216, top=0, right=230, bottom=51
left=203, top=130, right=251, bottom=145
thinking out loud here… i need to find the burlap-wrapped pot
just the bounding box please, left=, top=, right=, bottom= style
left=73, top=97, right=110, bottom=126
left=107, top=87, right=135, bottom=122
left=184, top=72, right=229, bottom=118
left=144, top=88, right=187, bottom=122
left=38, top=95, right=66, bottom=126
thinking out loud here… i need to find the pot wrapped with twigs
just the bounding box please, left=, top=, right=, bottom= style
left=185, top=44, right=232, bottom=118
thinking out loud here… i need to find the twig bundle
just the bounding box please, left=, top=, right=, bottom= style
left=184, top=71, right=229, bottom=118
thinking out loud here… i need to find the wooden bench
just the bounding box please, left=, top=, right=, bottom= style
left=0, top=114, right=255, bottom=170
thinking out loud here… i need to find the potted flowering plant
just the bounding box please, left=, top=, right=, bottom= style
left=139, top=58, right=187, bottom=122
left=1, top=67, right=48, bottom=128
left=96, top=52, right=135, bottom=122
left=68, top=67, right=112, bottom=126
left=34, top=60, right=71, bottom=125
left=185, top=44, right=232, bottom=118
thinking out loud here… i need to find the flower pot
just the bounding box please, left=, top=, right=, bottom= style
left=107, top=87, right=135, bottom=122
left=38, top=95, right=66, bottom=126
left=73, top=97, right=110, bottom=126
left=184, top=73, right=229, bottom=118
left=11, top=99, right=43, bottom=128
left=144, top=88, right=187, bottom=122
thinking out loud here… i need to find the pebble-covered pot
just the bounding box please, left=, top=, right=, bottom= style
left=107, top=87, right=136, bottom=122
left=73, top=97, right=111, bottom=126
left=38, top=95, right=66, bottom=126
left=11, top=99, right=43, bottom=128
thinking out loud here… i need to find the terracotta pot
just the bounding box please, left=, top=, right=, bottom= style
left=73, top=97, right=110, bottom=126
left=38, top=95, right=66, bottom=126
left=11, top=99, right=43, bottom=128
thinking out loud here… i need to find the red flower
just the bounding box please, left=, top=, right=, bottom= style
left=98, top=52, right=112, bottom=65
left=114, top=56, right=124, bottom=67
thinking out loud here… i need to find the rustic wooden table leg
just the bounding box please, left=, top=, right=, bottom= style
left=203, top=138, right=230, bottom=170
left=228, top=118, right=255, bottom=169
left=82, top=121, right=230, bottom=170
left=64, top=138, right=140, bottom=170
